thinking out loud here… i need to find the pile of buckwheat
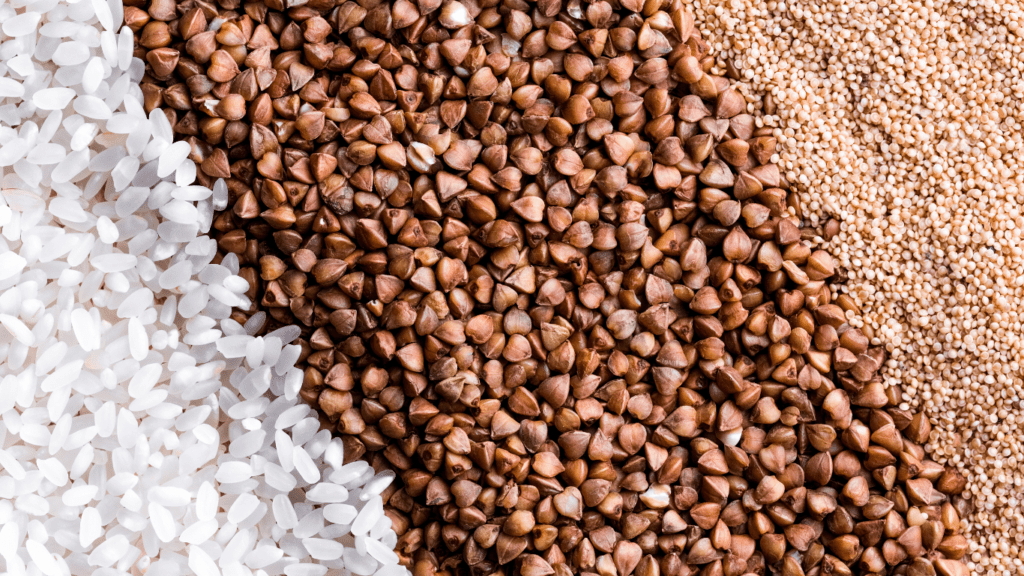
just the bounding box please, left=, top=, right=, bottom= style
left=124, top=0, right=1017, bottom=571
left=690, top=0, right=1024, bottom=573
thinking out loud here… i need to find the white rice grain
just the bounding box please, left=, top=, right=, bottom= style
left=0, top=4, right=410, bottom=574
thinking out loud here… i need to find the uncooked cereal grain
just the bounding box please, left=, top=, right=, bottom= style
left=0, top=0, right=410, bottom=574
left=691, top=0, right=1024, bottom=573
left=135, top=2, right=975, bottom=576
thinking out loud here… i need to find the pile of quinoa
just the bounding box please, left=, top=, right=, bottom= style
left=689, top=0, right=1024, bottom=573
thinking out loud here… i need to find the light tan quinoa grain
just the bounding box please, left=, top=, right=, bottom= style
left=691, top=0, right=1024, bottom=573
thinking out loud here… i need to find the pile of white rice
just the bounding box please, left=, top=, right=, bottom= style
left=0, top=0, right=408, bottom=574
